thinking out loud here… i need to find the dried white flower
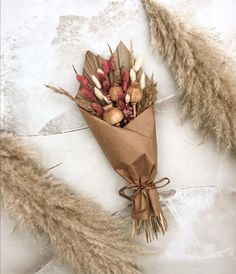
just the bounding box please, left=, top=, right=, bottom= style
left=130, top=68, right=136, bottom=83
left=140, top=72, right=146, bottom=90
left=125, top=94, right=131, bottom=104
left=134, top=58, right=142, bottom=72
left=92, top=75, right=101, bottom=89
left=94, top=87, right=104, bottom=101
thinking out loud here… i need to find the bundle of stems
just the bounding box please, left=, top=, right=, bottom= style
left=0, top=133, right=142, bottom=274
left=142, top=0, right=236, bottom=151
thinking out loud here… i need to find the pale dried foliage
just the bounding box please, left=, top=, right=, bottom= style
left=0, top=133, right=142, bottom=274
left=142, top=0, right=236, bottom=150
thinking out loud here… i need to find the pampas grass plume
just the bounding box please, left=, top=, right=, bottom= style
left=0, top=133, right=142, bottom=274
left=142, top=0, right=236, bottom=151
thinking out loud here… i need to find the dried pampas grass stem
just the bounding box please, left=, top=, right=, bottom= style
left=142, top=0, right=236, bottom=151
left=0, top=133, right=142, bottom=274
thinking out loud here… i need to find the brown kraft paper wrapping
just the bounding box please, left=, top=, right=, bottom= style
left=80, top=105, right=169, bottom=239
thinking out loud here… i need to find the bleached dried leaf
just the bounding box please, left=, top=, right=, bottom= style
left=94, top=87, right=104, bottom=101
left=92, top=75, right=102, bottom=89
left=130, top=68, right=136, bottom=82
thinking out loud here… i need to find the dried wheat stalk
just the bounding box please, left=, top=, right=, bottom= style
left=0, top=132, right=142, bottom=274
left=142, top=0, right=236, bottom=150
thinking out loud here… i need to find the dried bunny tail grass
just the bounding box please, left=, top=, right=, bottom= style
left=142, top=0, right=236, bottom=150
left=0, top=132, right=142, bottom=274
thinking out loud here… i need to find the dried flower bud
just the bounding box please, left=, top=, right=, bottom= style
left=122, top=106, right=133, bottom=118
left=102, top=60, right=110, bottom=75
left=102, top=79, right=110, bottom=93
left=121, top=68, right=130, bottom=92
left=140, top=72, right=146, bottom=90
left=80, top=88, right=96, bottom=101
left=97, top=69, right=106, bottom=82
left=94, top=87, right=104, bottom=101
left=91, top=102, right=104, bottom=115
left=92, top=75, right=102, bottom=89
left=125, top=93, right=131, bottom=104
left=130, top=68, right=136, bottom=83
left=76, top=75, right=89, bottom=86
left=134, top=57, right=142, bottom=72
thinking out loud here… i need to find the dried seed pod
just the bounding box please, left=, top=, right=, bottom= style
left=140, top=72, right=146, bottom=90
left=109, top=85, right=123, bottom=102
left=127, top=82, right=143, bottom=118
left=130, top=68, right=136, bottom=83
left=103, top=104, right=124, bottom=126
left=127, top=82, right=143, bottom=103
left=134, top=57, right=142, bottom=72
left=94, top=87, right=104, bottom=101
left=125, top=93, right=131, bottom=104
left=92, top=75, right=102, bottom=89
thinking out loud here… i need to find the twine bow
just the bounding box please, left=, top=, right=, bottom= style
left=119, top=177, right=170, bottom=214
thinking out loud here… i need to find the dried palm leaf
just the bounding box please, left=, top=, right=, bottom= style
left=142, top=0, right=236, bottom=150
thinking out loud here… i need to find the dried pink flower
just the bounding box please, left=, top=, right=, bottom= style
left=72, top=65, right=89, bottom=86
left=91, top=102, right=104, bottom=115
left=121, top=68, right=130, bottom=92
left=80, top=88, right=96, bottom=101
left=122, top=106, right=133, bottom=118
left=102, top=80, right=110, bottom=93
left=76, top=75, right=89, bottom=86
left=97, top=69, right=106, bottom=82
left=118, top=99, right=126, bottom=110
left=108, top=57, right=114, bottom=70
left=102, top=60, right=110, bottom=75
left=118, top=90, right=125, bottom=101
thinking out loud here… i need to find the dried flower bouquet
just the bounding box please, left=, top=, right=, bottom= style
left=48, top=41, right=170, bottom=242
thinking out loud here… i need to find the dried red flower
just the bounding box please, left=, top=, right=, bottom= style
left=97, top=71, right=106, bottom=82
left=118, top=90, right=125, bottom=101
left=121, top=68, right=130, bottom=92
left=80, top=88, right=96, bottom=101
left=76, top=75, right=89, bottom=86
left=108, top=56, right=114, bottom=70
left=102, top=80, right=110, bottom=93
left=102, top=61, right=110, bottom=75
left=91, top=102, right=104, bottom=115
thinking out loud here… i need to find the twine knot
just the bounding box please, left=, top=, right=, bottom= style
left=119, top=177, right=170, bottom=214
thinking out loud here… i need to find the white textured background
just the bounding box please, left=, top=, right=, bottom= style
left=1, top=0, right=236, bottom=273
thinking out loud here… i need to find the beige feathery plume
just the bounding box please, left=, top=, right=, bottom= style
left=142, top=0, right=236, bottom=150
left=0, top=133, right=142, bottom=274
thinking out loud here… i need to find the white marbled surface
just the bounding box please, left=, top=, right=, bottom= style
left=1, top=0, right=236, bottom=273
